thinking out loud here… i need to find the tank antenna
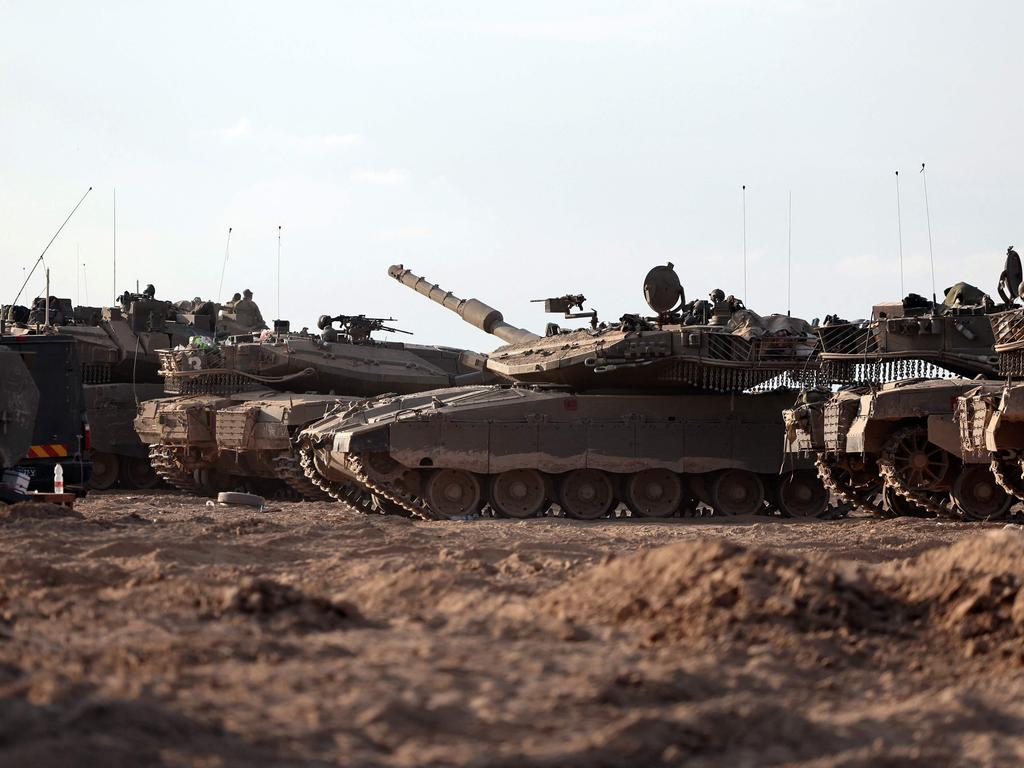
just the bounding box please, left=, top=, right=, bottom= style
left=895, top=170, right=904, bottom=298
left=217, top=227, right=233, bottom=302
left=113, top=186, right=116, bottom=296
left=76, top=243, right=81, bottom=305
left=787, top=190, right=792, bottom=317
left=277, top=225, right=282, bottom=322
left=12, top=186, right=92, bottom=309
left=742, top=184, right=747, bottom=303
left=920, top=163, right=937, bottom=305
left=82, top=261, right=89, bottom=304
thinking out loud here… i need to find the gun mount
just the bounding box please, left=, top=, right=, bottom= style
left=317, top=313, right=413, bottom=343
left=531, top=294, right=598, bottom=330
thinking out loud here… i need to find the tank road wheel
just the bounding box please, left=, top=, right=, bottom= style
left=884, top=427, right=950, bottom=492
left=882, top=485, right=929, bottom=518
left=120, top=456, right=161, bottom=490
left=558, top=469, right=615, bottom=520
left=624, top=469, right=683, bottom=518
left=423, top=469, right=483, bottom=519
left=87, top=451, right=119, bottom=490
left=489, top=470, right=547, bottom=519
left=950, top=465, right=1012, bottom=521
left=774, top=470, right=829, bottom=519
left=710, top=469, right=765, bottom=516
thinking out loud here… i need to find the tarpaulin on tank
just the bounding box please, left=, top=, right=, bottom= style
left=942, top=282, right=989, bottom=309
left=726, top=310, right=814, bottom=340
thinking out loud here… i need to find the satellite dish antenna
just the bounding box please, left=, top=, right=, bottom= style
left=643, top=263, right=684, bottom=314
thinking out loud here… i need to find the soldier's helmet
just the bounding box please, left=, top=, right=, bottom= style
left=243, top=289, right=253, bottom=299
left=710, top=288, right=725, bottom=303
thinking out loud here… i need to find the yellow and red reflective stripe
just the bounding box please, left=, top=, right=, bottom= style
left=26, top=444, right=69, bottom=459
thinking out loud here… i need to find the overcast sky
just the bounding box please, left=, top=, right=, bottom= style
left=2, top=1, right=1022, bottom=351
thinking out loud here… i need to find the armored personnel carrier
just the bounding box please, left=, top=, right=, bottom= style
left=4, top=292, right=219, bottom=489
left=297, top=264, right=836, bottom=521
left=134, top=316, right=493, bottom=501
left=784, top=275, right=1012, bottom=520
left=0, top=346, right=41, bottom=502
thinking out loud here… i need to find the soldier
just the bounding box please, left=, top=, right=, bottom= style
left=227, top=292, right=242, bottom=309
left=143, top=284, right=156, bottom=300
left=233, top=289, right=267, bottom=330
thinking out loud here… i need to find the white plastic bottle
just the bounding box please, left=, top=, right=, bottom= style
left=54, top=464, right=64, bottom=495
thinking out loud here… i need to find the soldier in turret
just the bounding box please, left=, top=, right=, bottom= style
left=233, top=289, right=267, bottom=330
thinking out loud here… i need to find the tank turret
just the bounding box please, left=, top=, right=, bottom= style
left=388, top=265, right=541, bottom=346
left=389, top=263, right=822, bottom=393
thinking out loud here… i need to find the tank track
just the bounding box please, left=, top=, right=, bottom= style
left=814, top=454, right=886, bottom=516
left=876, top=426, right=954, bottom=519
left=990, top=453, right=1024, bottom=502
left=148, top=445, right=202, bottom=495
left=296, top=440, right=379, bottom=513
left=272, top=454, right=334, bottom=502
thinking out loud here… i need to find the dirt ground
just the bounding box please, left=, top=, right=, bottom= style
left=2, top=492, right=1024, bottom=767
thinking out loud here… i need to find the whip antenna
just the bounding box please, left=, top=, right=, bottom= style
left=217, top=227, right=233, bottom=301
left=920, top=163, right=937, bottom=305
left=895, top=171, right=904, bottom=298
left=277, top=225, right=282, bottom=321
left=113, top=187, right=116, bottom=295
left=787, top=190, right=792, bottom=317
left=12, top=186, right=92, bottom=308
left=742, top=184, right=747, bottom=302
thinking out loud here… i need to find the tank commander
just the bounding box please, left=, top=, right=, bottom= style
left=143, top=283, right=156, bottom=300
left=233, top=288, right=267, bottom=330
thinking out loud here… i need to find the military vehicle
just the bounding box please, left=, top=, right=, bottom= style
left=0, top=346, right=41, bottom=502
left=0, top=334, right=91, bottom=492
left=134, top=316, right=493, bottom=501
left=296, top=263, right=838, bottom=521
left=955, top=305, right=1024, bottom=506
left=4, top=292, right=220, bottom=489
left=784, top=271, right=1013, bottom=521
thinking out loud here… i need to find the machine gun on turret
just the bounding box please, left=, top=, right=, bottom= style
left=317, top=313, right=413, bottom=343
left=531, top=294, right=598, bottom=334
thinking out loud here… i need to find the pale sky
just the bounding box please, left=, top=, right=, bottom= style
left=2, top=1, right=1022, bottom=352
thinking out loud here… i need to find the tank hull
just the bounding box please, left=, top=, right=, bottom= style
left=300, top=385, right=836, bottom=520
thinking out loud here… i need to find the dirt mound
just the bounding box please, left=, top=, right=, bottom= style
left=0, top=502, right=84, bottom=522
left=539, top=539, right=904, bottom=646
left=212, top=577, right=360, bottom=632
left=881, top=528, right=1024, bottom=657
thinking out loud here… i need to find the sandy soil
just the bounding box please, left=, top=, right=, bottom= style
left=2, top=492, right=1024, bottom=767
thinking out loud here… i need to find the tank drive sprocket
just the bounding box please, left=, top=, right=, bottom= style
left=815, top=453, right=885, bottom=516
left=876, top=425, right=954, bottom=518
left=148, top=445, right=202, bottom=495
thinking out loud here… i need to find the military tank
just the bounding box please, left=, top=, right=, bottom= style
left=134, top=316, right=493, bottom=501
left=954, top=304, right=1024, bottom=505
left=296, top=263, right=838, bottom=521
left=784, top=274, right=1012, bottom=520
left=3, top=292, right=219, bottom=489
left=0, top=346, right=41, bottom=502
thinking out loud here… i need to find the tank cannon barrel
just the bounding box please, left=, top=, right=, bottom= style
left=388, top=265, right=540, bottom=345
